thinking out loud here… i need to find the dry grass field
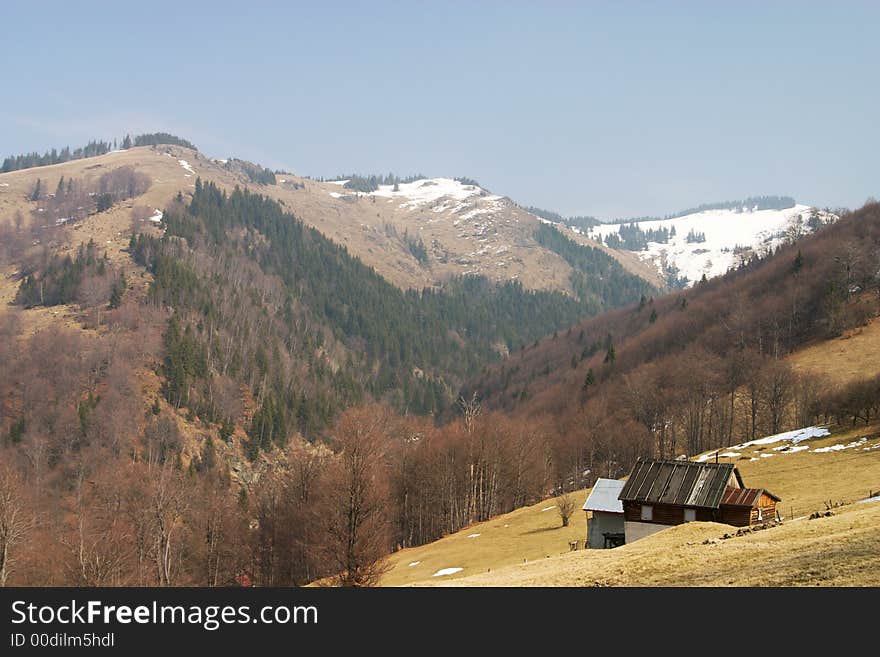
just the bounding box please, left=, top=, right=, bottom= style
left=788, top=316, right=880, bottom=387
left=380, top=424, right=880, bottom=587
left=380, top=491, right=590, bottom=586
left=431, top=501, right=880, bottom=587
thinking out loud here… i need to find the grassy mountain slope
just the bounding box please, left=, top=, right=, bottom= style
left=379, top=423, right=880, bottom=586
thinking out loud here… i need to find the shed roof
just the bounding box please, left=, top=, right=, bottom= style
left=582, top=478, right=625, bottom=513
left=618, top=459, right=741, bottom=509
left=720, top=486, right=781, bottom=507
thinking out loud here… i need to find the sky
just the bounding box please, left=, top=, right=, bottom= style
left=1, top=1, right=878, bottom=218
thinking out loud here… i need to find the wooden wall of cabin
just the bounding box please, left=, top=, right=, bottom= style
left=622, top=502, right=715, bottom=526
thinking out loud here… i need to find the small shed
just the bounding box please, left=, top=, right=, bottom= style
left=719, top=487, right=781, bottom=525
left=582, top=478, right=626, bottom=549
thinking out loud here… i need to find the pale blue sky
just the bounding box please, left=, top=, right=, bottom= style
left=1, top=1, right=877, bottom=218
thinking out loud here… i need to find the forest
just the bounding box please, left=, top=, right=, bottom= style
left=335, top=173, right=426, bottom=193
left=534, top=223, right=657, bottom=308
left=128, top=180, right=652, bottom=441
left=523, top=205, right=601, bottom=231
left=222, top=159, right=277, bottom=185
left=602, top=223, right=674, bottom=250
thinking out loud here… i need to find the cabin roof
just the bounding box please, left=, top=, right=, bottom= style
left=720, top=486, right=781, bottom=507
left=618, top=459, right=738, bottom=509
left=582, top=478, right=625, bottom=513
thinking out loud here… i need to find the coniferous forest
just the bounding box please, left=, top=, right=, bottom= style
left=129, top=180, right=653, bottom=443
left=1, top=132, right=195, bottom=173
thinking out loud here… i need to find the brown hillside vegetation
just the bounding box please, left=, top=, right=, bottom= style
left=461, top=202, right=880, bottom=490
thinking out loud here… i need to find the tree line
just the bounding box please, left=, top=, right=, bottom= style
left=2, top=132, right=196, bottom=173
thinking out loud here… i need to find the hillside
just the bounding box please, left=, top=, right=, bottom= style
left=788, top=315, right=880, bottom=387
left=379, top=423, right=880, bottom=586
left=0, top=143, right=660, bottom=433
left=467, top=201, right=880, bottom=422
left=276, top=175, right=666, bottom=293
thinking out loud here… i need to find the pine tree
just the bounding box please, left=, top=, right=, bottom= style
left=219, top=417, right=235, bottom=443
left=30, top=178, right=41, bottom=201
left=604, top=343, right=616, bottom=364
left=109, top=274, right=126, bottom=309
left=583, top=368, right=595, bottom=388
left=122, top=134, right=132, bottom=149
left=649, top=308, right=658, bottom=323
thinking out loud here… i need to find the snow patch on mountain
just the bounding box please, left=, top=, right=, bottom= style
left=370, top=178, right=498, bottom=209
left=586, top=205, right=835, bottom=286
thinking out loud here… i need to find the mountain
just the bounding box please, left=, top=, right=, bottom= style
left=0, top=140, right=656, bottom=452
left=583, top=203, right=838, bottom=287
left=2, top=136, right=877, bottom=588
left=277, top=173, right=665, bottom=293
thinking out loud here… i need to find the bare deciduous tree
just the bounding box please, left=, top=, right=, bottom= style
left=555, top=491, right=576, bottom=528
left=0, top=465, right=30, bottom=586
left=320, top=406, right=392, bottom=587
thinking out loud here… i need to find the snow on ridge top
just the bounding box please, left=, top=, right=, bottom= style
left=588, top=204, right=828, bottom=285
left=327, top=179, right=349, bottom=186
left=370, top=178, right=491, bottom=207
left=178, top=159, right=195, bottom=174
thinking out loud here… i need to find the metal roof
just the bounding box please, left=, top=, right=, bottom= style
left=582, top=478, right=625, bottom=513
left=720, top=487, right=781, bottom=507
left=618, top=459, right=738, bottom=509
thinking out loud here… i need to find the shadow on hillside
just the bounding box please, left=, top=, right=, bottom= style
left=523, top=524, right=568, bottom=535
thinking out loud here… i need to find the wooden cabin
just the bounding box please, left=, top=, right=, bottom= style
left=618, top=459, right=781, bottom=543
left=582, top=478, right=626, bottom=549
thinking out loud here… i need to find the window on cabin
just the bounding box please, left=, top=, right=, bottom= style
left=684, top=509, right=696, bottom=522
left=640, top=505, right=653, bottom=521
left=757, top=508, right=763, bottom=521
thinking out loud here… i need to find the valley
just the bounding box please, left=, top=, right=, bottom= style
left=1, top=134, right=878, bottom=589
